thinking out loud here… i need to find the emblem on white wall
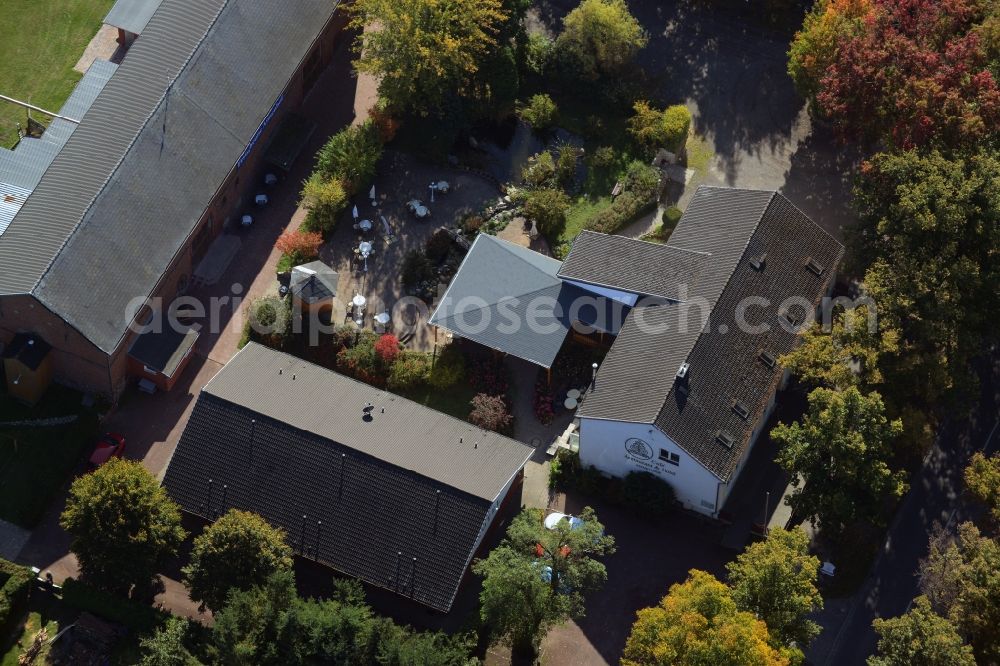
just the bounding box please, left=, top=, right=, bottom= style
left=624, top=438, right=653, bottom=461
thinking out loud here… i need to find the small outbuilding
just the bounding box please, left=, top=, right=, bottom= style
left=2, top=333, right=53, bottom=406
left=290, top=261, right=339, bottom=316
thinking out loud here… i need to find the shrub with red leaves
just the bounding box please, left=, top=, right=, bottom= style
left=375, top=334, right=400, bottom=365
left=469, top=393, right=513, bottom=433
left=274, top=230, right=323, bottom=261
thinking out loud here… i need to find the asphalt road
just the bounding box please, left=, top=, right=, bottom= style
left=816, top=400, right=999, bottom=664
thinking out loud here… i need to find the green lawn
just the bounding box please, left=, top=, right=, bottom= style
left=0, top=0, right=115, bottom=147
left=0, top=611, right=60, bottom=666
left=0, top=386, right=98, bottom=527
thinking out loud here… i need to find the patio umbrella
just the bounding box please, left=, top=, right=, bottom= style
left=369, top=185, right=376, bottom=201
left=352, top=205, right=359, bottom=220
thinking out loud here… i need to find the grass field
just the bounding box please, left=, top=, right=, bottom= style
left=0, top=386, right=97, bottom=527
left=0, top=0, right=114, bottom=147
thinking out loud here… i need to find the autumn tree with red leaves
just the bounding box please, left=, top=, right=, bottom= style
left=274, top=230, right=323, bottom=262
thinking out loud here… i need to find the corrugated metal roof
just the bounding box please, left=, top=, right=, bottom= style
left=104, top=0, right=164, bottom=35
left=202, top=343, right=534, bottom=502
left=557, top=230, right=710, bottom=301
left=0, top=0, right=340, bottom=354
left=0, top=183, right=30, bottom=236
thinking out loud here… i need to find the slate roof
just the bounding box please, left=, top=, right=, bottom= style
left=290, top=261, right=338, bottom=304
left=580, top=187, right=844, bottom=481
left=430, top=235, right=576, bottom=368
left=162, top=343, right=533, bottom=612
left=3, top=333, right=52, bottom=371
left=127, top=325, right=198, bottom=377
left=104, top=0, right=164, bottom=35
left=557, top=230, right=709, bottom=301
left=0, top=0, right=339, bottom=355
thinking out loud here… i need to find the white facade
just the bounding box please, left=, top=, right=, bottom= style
left=578, top=371, right=787, bottom=517
left=578, top=417, right=724, bottom=515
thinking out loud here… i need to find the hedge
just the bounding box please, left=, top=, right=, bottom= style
left=585, top=161, right=660, bottom=234
left=0, top=558, right=33, bottom=635
left=61, top=578, right=169, bottom=634
left=549, top=450, right=677, bottom=519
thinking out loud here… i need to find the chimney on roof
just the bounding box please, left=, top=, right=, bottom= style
left=676, top=362, right=690, bottom=380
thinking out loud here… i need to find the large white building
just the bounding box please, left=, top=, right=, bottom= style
left=432, top=187, right=844, bottom=517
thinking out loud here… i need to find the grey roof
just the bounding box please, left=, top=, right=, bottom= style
left=580, top=187, right=844, bottom=481
left=557, top=230, right=709, bottom=301
left=290, top=261, right=338, bottom=303
left=0, top=0, right=339, bottom=355
left=104, top=0, right=164, bottom=34
left=127, top=325, right=198, bottom=377
left=163, top=343, right=534, bottom=612
left=201, top=343, right=533, bottom=501
left=0, top=60, right=118, bottom=230
left=429, top=234, right=573, bottom=368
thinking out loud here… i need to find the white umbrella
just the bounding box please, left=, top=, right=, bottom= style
left=374, top=312, right=390, bottom=325
left=369, top=185, right=376, bottom=201
left=352, top=205, right=359, bottom=220
left=352, top=294, right=366, bottom=307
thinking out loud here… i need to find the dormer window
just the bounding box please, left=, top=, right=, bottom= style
left=805, top=257, right=825, bottom=277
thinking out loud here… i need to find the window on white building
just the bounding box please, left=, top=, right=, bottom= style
left=659, top=449, right=680, bottom=465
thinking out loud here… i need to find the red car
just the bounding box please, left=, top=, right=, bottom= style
left=88, top=433, right=126, bottom=468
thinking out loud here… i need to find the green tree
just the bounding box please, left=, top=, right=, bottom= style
left=473, top=506, right=614, bottom=655
left=868, top=596, right=975, bottom=666
left=60, top=458, right=186, bottom=595
left=350, top=0, right=508, bottom=115
left=919, top=522, right=1000, bottom=663
left=519, top=94, right=558, bottom=131
left=299, top=174, right=348, bottom=236
left=772, top=387, right=906, bottom=535
left=628, top=102, right=692, bottom=154
left=727, top=528, right=823, bottom=652
left=139, top=617, right=202, bottom=666
left=182, top=509, right=294, bottom=612
left=521, top=151, right=556, bottom=188
left=780, top=304, right=898, bottom=391
left=965, top=451, right=1000, bottom=527
left=313, top=121, right=382, bottom=194
left=523, top=187, right=570, bottom=239
left=555, top=0, right=647, bottom=80
left=622, top=570, right=792, bottom=666
left=853, top=149, right=1000, bottom=407
left=210, top=570, right=298, bottom=666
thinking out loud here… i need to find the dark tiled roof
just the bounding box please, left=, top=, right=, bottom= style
left=163, top=343, right=533, bottom=612
left=0, top=0, right=340, bottom=355
left=127, top=325, right=198, bottom=376
left=580, top=187, right=843, bottom=481
left=557, top=230, right=709, bottom=301
left=3, top=333, right=52, bottom=371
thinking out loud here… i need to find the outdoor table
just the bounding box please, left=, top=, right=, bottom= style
left=564, top=397, right=579, bottom=410
left=352, top=294, right=366, bottom=308
left=264, top=173, right=278, bottom=186
left=255, top=193, right=269, bottom=206
left=240, top=214, right=253, bottom=227
left=359, top=219, right=373, bottom=232
left=359, top=241, right=373, bottom=258
left=566, top=388, right=581, bottom=400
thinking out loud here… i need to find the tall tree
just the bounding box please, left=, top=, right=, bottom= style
left=139, top=618, right=203, bottom=666
left=182, top=509, right=294, bottom=612
left=919, top=521, right=1000, bottom=663
left=812, top=0, right=1000, bottom=149
left=787, top=0, right=873, bottom=105
left=780, top=304, right=897, bottom=391
left=868, top=596, right=975, bottom=666
left=350, top=0, right=508, bottom=115
left=60, top=458, right=186, bottom=595
left=473, top=506, right=614, bottom=655
left=727, top=528, right=823, bottom=652
left=554, top=0, right=647, bottom=81
left=853, top=149, right=1000, bottom=406
left=622, top=570, right=792, bottom=666
left=965, top=451, right=1000, bottom=527
left=772, top=387, right=906, bottom=535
